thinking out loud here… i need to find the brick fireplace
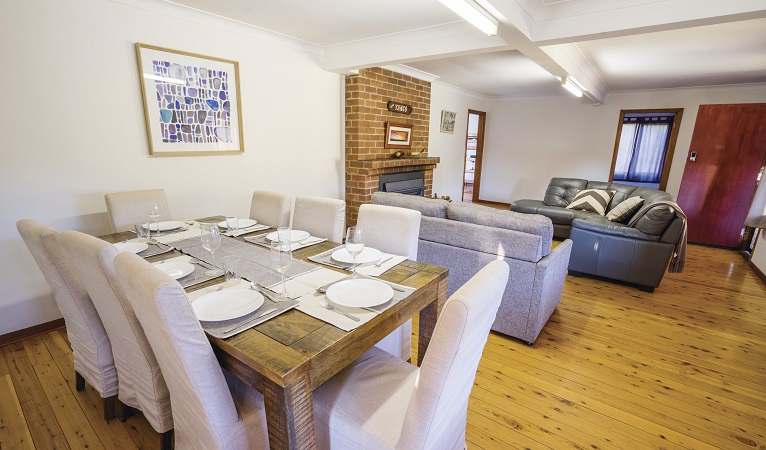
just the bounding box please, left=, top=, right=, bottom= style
left=345, top=67, right=440, bottom=225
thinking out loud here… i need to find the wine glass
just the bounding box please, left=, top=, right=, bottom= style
left=270, top=240, right=292, bottom=299
left=200, top=223, right=223, bottom=276
left=148, top=200, right=163, bottom=237
left=345, top=227, right=364, bottom=278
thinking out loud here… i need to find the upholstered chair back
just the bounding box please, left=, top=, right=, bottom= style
left=105, top=189, right=171, bottom=232
left=60, top=231, right=172, bottom=434
left=399, top=260, right=509, bottom=449
left=249, top=190, right=292, bottom=228
left=114, top=252, right=265, bottom=449
left=356, top=203, right=422, bottom=360
left=292, top=195, right=346, bottom=242
left=16, top=219, right=118, bottom=400
left=356, top=203, right=421, bottom=260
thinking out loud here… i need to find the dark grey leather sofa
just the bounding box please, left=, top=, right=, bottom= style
left=511, top=178, right=684, bottom=292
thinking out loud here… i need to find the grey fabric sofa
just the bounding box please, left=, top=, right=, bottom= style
left=371, top=192, right=573, bottom=345
left=510, top=177, right=684, bottom=292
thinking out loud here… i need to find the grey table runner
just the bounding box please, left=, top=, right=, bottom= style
left=172, top=235, right=319, bottom=288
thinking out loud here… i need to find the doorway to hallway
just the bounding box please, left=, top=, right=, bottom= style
left=463, top=110, right=486, bottom=202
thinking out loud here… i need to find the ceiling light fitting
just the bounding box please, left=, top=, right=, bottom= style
left=561, top=76, right=585, bottom=98
left=439, top=0, right=499, bottom=36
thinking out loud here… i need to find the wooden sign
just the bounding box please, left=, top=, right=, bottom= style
left=387, top=101, right=412, bottom=115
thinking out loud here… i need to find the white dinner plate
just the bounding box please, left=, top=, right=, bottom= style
left=112, top=242, right=149, bottom=254
left=331, top=247, right=383, bottom=265
left=326, top=279, right=394, bottom=308
left=145, top=221, right=184, bottom=232
left=154, top=262, right=194, bottom=280
left=192, top=289, right=265, bottom=322
left=217, top=218, right=257, bottom=229
left=266, top=230, right=310, bottom=243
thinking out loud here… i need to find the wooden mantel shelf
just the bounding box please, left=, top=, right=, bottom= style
left=347, top=156, right=440, bottom=175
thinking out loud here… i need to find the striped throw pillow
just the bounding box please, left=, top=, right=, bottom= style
left=565, top=189, right=615, bottom=215
left=606, top=197, right=644, bottom=223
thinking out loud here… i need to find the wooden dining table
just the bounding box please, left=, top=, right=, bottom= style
left=102, top=217, right=449, bottom=450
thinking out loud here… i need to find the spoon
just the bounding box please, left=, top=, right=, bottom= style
left=250, top=282, right=280, bottom=302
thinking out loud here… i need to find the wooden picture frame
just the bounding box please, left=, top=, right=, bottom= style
left=136, top=43, right=244, bottom=156
left=384, top=122, right=413, bottom=149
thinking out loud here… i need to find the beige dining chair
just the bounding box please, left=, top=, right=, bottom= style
left=16, top=219, right=119, bottom=422
left=356, top=203, right=422, bottom=360
left=249, top=190, right=292, bottom=228
left=114, top=252, right=269, bottom=449
left=292, top=195, right=346, bottom=241
left=313, top=259, right=509, bottom=449
left=60, top=231, right=174, bottom=449
left=104, top=189, right=172, bottom=232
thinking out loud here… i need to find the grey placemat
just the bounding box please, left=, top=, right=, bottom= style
left=307, top=245, right=351, bottom=270
left=172, top=235, right=319, bottom=288
left=201, top=296, right=299, bottom=339
left=138, top=241, right=175, bottom=258
left=245, top=232, right=327, bottom=251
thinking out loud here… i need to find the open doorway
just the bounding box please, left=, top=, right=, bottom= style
left=463, top=110, right=486, bottom=202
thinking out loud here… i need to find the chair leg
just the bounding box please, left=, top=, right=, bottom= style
left=103, top=395, right=117, bottom=422
left=120, top=402, right=136, bottom=422
left=160, top=430, right=173, bottom=450
left=75, top=371, right=85, bottom=391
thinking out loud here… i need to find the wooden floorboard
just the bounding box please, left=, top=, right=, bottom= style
left=1, top=244, right=765, bottom=449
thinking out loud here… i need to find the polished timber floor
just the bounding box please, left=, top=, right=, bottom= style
left=1, top=244, right=765, bottom=449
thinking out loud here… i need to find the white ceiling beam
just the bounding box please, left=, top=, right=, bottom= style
left=529, top=0, right=766, bottom=45
left=323, top=22, right=511, bottom=73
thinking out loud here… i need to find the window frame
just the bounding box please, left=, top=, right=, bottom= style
left=608, top=108, right=684, bottom=191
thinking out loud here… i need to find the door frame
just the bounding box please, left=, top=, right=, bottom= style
left=464, top=109, right=486, bottom=202
left=608, top=108, right=683, bottom=191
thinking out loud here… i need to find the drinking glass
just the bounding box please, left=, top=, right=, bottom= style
left=276, top=226, right=291, bottom=242
left=134, top=222, right=150, bottom=243
left=225, top=216, right=239, bottom=236
left=148, top=200, right=163, bottom=237
left=222, top=255, right=241, bottom=287
left=270, top=240, right=292, bottom=299
left=345, top=227, right=364, bottom=278
left=200, top=223, right=223, bottom=276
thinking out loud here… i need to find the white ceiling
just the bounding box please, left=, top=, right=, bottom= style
left=162, top=0, right=766, bottom=101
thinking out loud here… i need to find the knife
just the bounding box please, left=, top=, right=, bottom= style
left=223, top=308, right=278, bottom=334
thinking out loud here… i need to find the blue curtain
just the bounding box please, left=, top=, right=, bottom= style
left=614, top=123, right=669, bottom=183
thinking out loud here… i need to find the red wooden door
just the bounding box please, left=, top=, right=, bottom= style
left=676, top=103, right=766, bottom=247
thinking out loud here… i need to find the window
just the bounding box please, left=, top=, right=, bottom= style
left=609, top=109, right=683, bottom=190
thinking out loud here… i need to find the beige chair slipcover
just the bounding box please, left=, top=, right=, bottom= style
left=104, top=189, right=172, bottom=232
left=60, top=231, right=173, bottom=438
left=16, top=219, right=118, bottom=421
left=356, top=203, right=422, bottom=360
left=114, top=252, right=268, bottom=449
left=313, top=260, right=509, bottom=449
left=292, top=195, right=346, bottom=242
left=249, top=190, right=292, bottom=228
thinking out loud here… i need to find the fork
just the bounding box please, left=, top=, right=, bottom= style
left=318, top=298, right=360, bottom=322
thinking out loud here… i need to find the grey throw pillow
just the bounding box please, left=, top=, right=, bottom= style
left=606, top=197, right=644, bottom=223
left=565, top=189, right=615, bottom=216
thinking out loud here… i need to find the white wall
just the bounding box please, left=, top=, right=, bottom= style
left=428, top=83, right=488, bottom=200
left=480, top=84, right=766, bottom=203
left=0, top=0, right=344, bottom=334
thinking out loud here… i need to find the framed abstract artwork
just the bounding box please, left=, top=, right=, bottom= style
left=136, top=43, right=244, bottom=156
left=440, top=110, right=456, bottom=133
left=384, top=122, right=413, bottom=149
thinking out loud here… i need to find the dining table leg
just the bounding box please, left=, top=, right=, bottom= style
left=262, top=374, right=316, bottom=450
left=416, top=276, right=448, bottom=366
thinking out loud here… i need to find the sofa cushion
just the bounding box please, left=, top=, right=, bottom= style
left=565, top=189, right=615, bottom=215
left=543, top=178, right=587, bottom=207
left=606, top=197, right=644, bottom=223
left=447, top=202, right=552, bottom=256
left=371, top=192, right=449, bottom=219
left=419, top=217, right=544, bottom=263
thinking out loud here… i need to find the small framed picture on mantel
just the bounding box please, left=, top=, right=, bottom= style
left=384, top=122, right=413, bottom=149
